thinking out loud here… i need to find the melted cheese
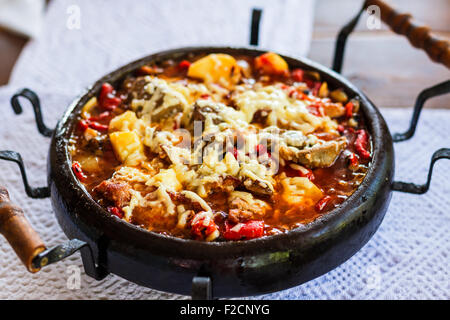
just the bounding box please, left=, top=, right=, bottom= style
left=104, top=75, right=344, bottom=230
left=131, top=76, right=190, bottom=124
left=233, top=85, right=335, bottom=134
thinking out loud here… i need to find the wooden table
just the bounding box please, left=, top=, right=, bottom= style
left=0, top=0, right=448, bottom=108
left=309, top=0, right=449, bottom=109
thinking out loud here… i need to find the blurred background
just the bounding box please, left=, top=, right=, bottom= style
left=0, top=0, right=448, bottom=109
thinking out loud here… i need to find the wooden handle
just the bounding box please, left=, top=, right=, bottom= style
left=365, top=0, right=450, bottom=68
left=0, top=185, right=46, bottom=272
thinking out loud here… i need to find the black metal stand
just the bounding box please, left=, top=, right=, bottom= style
left=392, top=148, right=450, bottom=194
left=192, top=275, right=212, bottom=300
left=392, top=80, right=450, bottom=142
left=332, top=6, right=365, bottom=73
left=31, top=238, right=109, bottom=280
left=10, top=88, right=54, bottom=137
left=0, top=150, right=50, bottom=198
left=249, top=8, right=262, bottom=46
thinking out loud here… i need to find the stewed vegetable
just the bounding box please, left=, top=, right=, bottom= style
left=69, top=52, right=371, bottom=241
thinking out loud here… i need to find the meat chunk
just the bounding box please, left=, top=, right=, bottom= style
left=251, top=108, right=272, bottom=125
left=93, top=180, right=131, bottom=207
left=191, top=100, right=224, bottom=125
left=127, top=77, right=188, bottom=123
left=243, top=178, right=273, bottom=196
left=190, top=100, right=245, bottom=128
left=227, top=191, right=269, bottom=223
left=123, top=76, right=150, bottom=101
left=206, top=175, right=241, bottom=194
left=280, top=137, right=347, bottom=168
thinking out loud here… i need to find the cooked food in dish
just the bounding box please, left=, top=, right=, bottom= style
left=69, top=51, right=372, bottom=241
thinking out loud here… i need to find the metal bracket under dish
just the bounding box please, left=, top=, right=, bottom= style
left=192, top=275, right=213, bottom=300
left=31, top=238, right=108, bottom=280
left=0, top=150, right=50, bottom=198
left=392, top=148, right=450, bottom=194
left=10, top=88, right=54, bottom=137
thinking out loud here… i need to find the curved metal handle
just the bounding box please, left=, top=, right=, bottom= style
left=366, top=0, right=450, bottom=68
left=392, top=148, right=450, bottom=194
left=393, top=80, right=450, bottom=142
left=0, top=185, right=46, bottom=272
left=10, top=88, right=54, bottom=137
left=0, top=150, right=50, bottom=198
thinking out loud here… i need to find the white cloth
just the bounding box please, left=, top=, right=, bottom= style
left=8, top=0, right=314, bottom=93
left=1, top=0, right=449, bottom=300
left=0, top=0, right=45, bottom=38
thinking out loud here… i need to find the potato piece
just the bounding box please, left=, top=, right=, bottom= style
left=81, top=97, right=98, bottom=119
left=78, top=155, right=101, bottom=173
left=187, top=53, right=240, bottom=87
left=109, top=110, right=146, bottom=136
left=281, top=176, right=323, bottom=207
left=109, top=131, right=144, bottom=165
left=255, top=52, right=289, bottom=75
left=318, top=82, right=329, bottom=98
left=150, top=168, right=182, bottom=191
left=83, top=128, right=99, bottom=141
left=109, top=111, right=138, bottom=132
left=330, top=89, right=348, bottom=103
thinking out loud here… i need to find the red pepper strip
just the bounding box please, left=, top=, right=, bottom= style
left=287, top=88, right=297, bottom=98
left=98, top=83, right=121, bottom=111
left=348, top=152, right=359, bottom=169
left=223, top=220, right=264, bottom=240
left=283, top=165, right=314, bottom=180
left=78, top=119, right=90, bottom=131
left=315, top=195, right=332, bottom=212
left=308, top=103, right=324, bottom=117
left=178, top=60, right=191, bottom=70
left=255, top=144, right=270, bottom=156
left=345, top=101, right=354, bottom=118
left=78, top=119, right=108, bottom=132
left=232, top=147, right=239, bottom=160
left=337, top=124, right=345, bottom=133
left=291, top=68, right=304, bottom=82
left=107, top=206, right=124, bottom=219
left=191, top=216, right=218, bottom=240
left=312, top=82, right=321, bottom=96
left=355, top=129, right=371, bottom=160
left=88, top=111, right=110, bottom=121
left=346, top=127, right=355, bottom=134
left=304, top=171, right=315, bottom=181
left=88, top=121, right=109, bottom=132
left=71, top=161, right=87, bottom=182
left=138, top=65, right=163, bottom=75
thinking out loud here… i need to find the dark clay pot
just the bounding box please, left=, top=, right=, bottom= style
left=48, top=47, right=394, bottom=297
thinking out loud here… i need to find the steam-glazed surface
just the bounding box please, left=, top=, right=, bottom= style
left=69, top=52, right=372, bottom=241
